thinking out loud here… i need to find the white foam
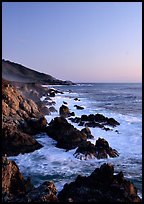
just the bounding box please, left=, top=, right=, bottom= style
left=8, top=86, right=142, bottom=197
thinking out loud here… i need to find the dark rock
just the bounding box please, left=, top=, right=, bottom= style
left=63, top=101, right=68, bottom=104
left=70, top=113, right=120, bottom=131
left=49, top=91, right=55, bottom=97
left=107, top=118, right=120, bottom=127
left=70, top=112, right=75, bottom=116
left=49, top=106, right=57, bottom=112
left=74, top=97, right=80, bottom=101
left=81, top=126, right=94, bottom=139
left=59, top=105, right=71, bottom=118
left=58, top=163, right=141, bottom=202
left=25, top=116, right=47, bottom=135
left=74, top=138, right=119, bottom=160
left=74, top=105, right=84, bottom=110
left=26, top=181, right=58, bottom=202
left=2, top=123, right=43, bottom=156
left=2, top=156, right=58, bottom=202
left=46, top=117, right=87, bottom=150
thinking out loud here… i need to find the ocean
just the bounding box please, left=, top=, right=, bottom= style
left=9, top=83, right=142, bottom=197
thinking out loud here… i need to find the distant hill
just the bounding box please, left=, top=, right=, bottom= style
left=2, top=59, right=75, bottom=85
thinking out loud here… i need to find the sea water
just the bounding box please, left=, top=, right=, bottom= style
left=9, top=83, right=142, bottom=197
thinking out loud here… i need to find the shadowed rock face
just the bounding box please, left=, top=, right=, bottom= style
left=58, top=163, right=142, bottom=202
left=46, top=117, right=87, bottom=150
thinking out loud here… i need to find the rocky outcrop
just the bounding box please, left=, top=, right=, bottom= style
left=2, top=156, right=58, bottom=202
left=74, top=138, right=119, bottom=160
left=2, top=59, right=75, bottom=85
left=69, top=113, right=120, bottom=130
left=46, top=117, right=87, bottom=150
left=2, top=122, right=43, bottom=156
left=58, top=163, right=142, bottom=202
left=2, top=79, right=46, bottom=156
left=2, top=156, right=32, bottom=202
left=26, top=181, right=58, bottom=202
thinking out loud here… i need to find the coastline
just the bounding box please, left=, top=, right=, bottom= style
left=2, top=81, right=142, bottom=202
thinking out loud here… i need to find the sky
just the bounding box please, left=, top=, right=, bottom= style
left=2, top=2, right=142, bottom=83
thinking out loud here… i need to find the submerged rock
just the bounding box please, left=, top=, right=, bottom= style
left=58, top=163, right=142, bottom=202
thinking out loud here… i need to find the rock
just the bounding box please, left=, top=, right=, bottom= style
left=63, top=101, right=68, bottom=104
left=58, top=163, right=141, bottom=202
left=74, top=105, right=84, bottom=110
left=25, top=116, right=47, bottom=135
left=26, top=181, right=58, bottom=202
left=74, top=97, right=80, bottom=101
left=74, top=138, right=119, bottom=160
left=46, top=117, right=87, bottom=150
left=59, top=105, right=71, bottom=118
left=2, top=156, right=58, bottom=202
left=81, top=126, right=94, bottom=139
left=2, top=123, right=43, bottom=156
left=2, top=156, right=28, bottom=201
left=49, top=106, right=57, bottom=112
left=70, top=113, right=120, bottom=130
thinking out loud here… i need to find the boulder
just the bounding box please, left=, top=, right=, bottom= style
left=2, top=123, right=43, bottom=156
left=59, top=105, right=71, bottom=118
left=74, top=105, right=84, bottom=110
left=81, top=126, right=94, bottom=139
left=26, top=181, right=58, bottom=202
left=46, top=117, right=87, bottom=150
left=74, top=138, right=119, bottom=160
left=58, top=163, right=141, bottom=202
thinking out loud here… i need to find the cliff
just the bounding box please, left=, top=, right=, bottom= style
left=2, top=59, right=75, bottom=85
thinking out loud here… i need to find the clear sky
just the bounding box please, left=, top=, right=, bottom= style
left=2, top=2, right=142, bottom=83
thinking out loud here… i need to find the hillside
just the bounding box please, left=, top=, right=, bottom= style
left=2, top=59, right=74, bottom=85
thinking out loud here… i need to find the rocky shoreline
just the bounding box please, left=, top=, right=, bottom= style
left=2, top=79, right=142, bottom=202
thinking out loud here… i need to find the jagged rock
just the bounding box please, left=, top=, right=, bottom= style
left=58, top=163, right=141, bottom=202
left=70, top=113, right=120, bottom=130
left=74, top=138, right=119, bottom=160
left=26, top=181, right=58, bottom=202
left=2, top=156, right=58, bottom=202
left=2, top=156, right=29, bottom=201
left=46, top=117, right=87, bottom=150
left=2, top=123, right=43, bottom=156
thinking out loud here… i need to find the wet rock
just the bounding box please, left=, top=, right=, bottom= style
left=74, top=97, right=80, bottom=101
left=46, top=117, right=87, bottom=150
left=2, top=123, right=43, bottom=156
left=74, top=138, right=119, bottom=160
left=74, top=105, right=84, bottom=110
left=2, top=156, right=58, bottom=202
left=58, top=163, right=141, bottom=202
left=81, top=126, right=94, bottom=139
left=2, top=156, right=28, bottom=201
left=70, top=113, right=120, bottom=130
left=49, top=106, right=57, bottom=112
left=59, top=105, right=71, bottom=118
left=26, top=181, right=58, bottom=202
